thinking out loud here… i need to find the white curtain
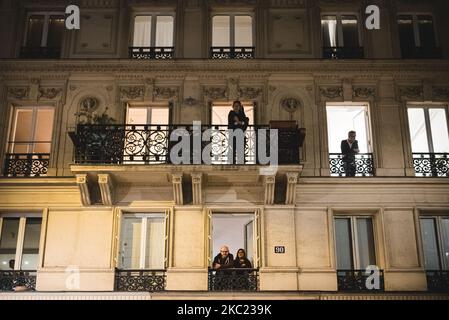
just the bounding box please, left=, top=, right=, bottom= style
left=155, top=16, right=174, bottom=47
left=327, top=20, right=337, bottom=47
left=133, top=16, right=151, bottom=47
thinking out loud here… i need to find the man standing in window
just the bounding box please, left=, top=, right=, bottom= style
left=341, top=131, right=359, bottom=177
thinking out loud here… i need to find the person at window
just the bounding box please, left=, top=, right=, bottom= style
left=228, top=100, right=249, bottom=131
left=341, top=130, right=359, bottom=177
left=9, top=259, right=15, bottom=270
left=228, top=101, right=249, bottom=163
left=233, top=248, right=252, bottom=268
left=212, top=245, right=234, bottom=270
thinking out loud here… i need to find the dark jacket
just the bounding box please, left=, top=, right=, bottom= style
left=233, top=257, right=252, bottom=269
left=212, top=253, right=234, bottom=270
left=340, top=139, right=359, bottom=161
left=228, top=110, right=249, bottom=131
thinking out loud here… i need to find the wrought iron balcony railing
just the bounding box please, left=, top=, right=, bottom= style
left=3, top=153, right=50, bottom=177
left=129, top=47, right=174, bottom=59
left=337, top=269, right=384, bottom=292
left=0, top=270, right=37, bottom=291
left=413, top=153, right=449, bottom=177
left=210, top=47, right=255, bottom=59
left=329, top=153, right=374, bottom=177
left=401, top=46, right=442, bottom=59
left=426, top=270, right=449, bottom=292
left=114, top=269, right=165, bottom=292
left=20, top=47, right=61, bottom=59
left=69, top=124, right=302, bottom=165
left=208, top=268, right=259, bottom=291
left=323, top=47, right=364, bottom=59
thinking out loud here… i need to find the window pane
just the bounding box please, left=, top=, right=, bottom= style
left=342, top=15, right=359, bottom=47
left=133, top=16, right=151, bottom=47
left=127, top=107, right=148, bottom=125
left=356, top=218, right=376, bottom=269
left=150, top=108, right=169, bottom=125
left=0, top=218, right=20, bottom=270
left=212, top=16, right=230, bottom=47
left=120, top=218, right=142, bottom=269
left=418, top=15, right=436, bottom=48
left=326, top=105, right=370, bottom=153
left=398, top=15, right=415, bottom=49
left=155, top=16, right=174, bottom=47
left=212, top=103, right=254, bottom=125
left=145, top=217, right=165, bottom=269
left=407, top=108, right=429, bottom=153
left=321, top=16, right=338, bottom=47
left=47, top=15, right=65, bottom=47
left=33, top=108, right=54, bottom=153
left=442, top=218, right=449, bottom=269
left=420, top=218, right=441, bottom=270
left=9, top=108, right=33, bottom=153
left=335, top=218, right=354, bottom=270
left=429, top=109, right=449, bottom=153
left=26, top=15, right=44, bottom=47
left=235, top=16, right=252, bottom=47
left=21, top=218, right=42, bottom=270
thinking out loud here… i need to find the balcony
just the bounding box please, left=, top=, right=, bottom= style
left=337, top=269, right=384, bottom=292
left=323, top=47, right=364, bottom=59
left=19, top=47, right=61, bottom=59
left=69, top=124, right=303, bottom=165
left=0, top=270, right=36, bottom=291
left=426, top=270, right=449, bottom=292
left=3, top=153, right=50, bottom=177
left=329, top=153, right=374, bottom=177
left=129, top=47, right=174, bottom=59
left=210, top=47, right=255, bottom=59
left=114, top=269, right=165, bottom=292
left=208, top=268, right=259, bottom=291
left=413, top=153, right=449, bottom=177
left=401, top=46, right=442, bottom=59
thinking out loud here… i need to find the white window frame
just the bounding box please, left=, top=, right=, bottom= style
left=211, top=13, right=255, bottom=47
left=407, top=105, right=449, bottom=153
left=0, top=213, right=42, bottom=271
left=397, top=13, right=439, bottom=48
left=334, top=215, right=377, bottom=270
left=6, top=105, right=55, bottom=154
left=325, top=102, right=373, bottom=154
left=119, top=213, right=167, bottom=270
left=206, top=209, right=261, bottom=269
left=130, top=13, right=175, bottom=48
left=420, top=215, right=449, bottom=270
left=321, top=13, right=362, bottom=47
left=23, top=12, right=65, bottom=47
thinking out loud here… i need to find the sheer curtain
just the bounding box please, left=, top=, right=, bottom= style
left=133, top=16, right=151, bottom=47
left=155, top=16, right=174, bottom=47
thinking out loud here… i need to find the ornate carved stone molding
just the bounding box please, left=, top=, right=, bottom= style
left=353, top=87, right=376, bottom=100
left=432, top=86, right=449, bottom=101
left=191, top=172, right=203, bottom=205
left=7, top=87, right=28, bottom=99
left=319, top=86, right=343, bottom=100
left=239, top=87, right=262, bottom=100
left=38, top=87, right=62, bottom=100
left=172, top=173, right=183, bottom=205
left=154, top=87, right=178, bottom=100
left=76, top=174, right=91, bottom=206
left=183, top=96, right=200, bottom=107
left=120, top=86, right=144, bottom=100
left=264, top=175, right=275, bottom=205
left=98, top=174, right=114, bottom=206
left=204, top=87, right=227, bottom=100
left=285, top=172, right=298, bottom=205
left=398, top=86, right=423, bottom=100
left=280, top=97, right=301, bottom=113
